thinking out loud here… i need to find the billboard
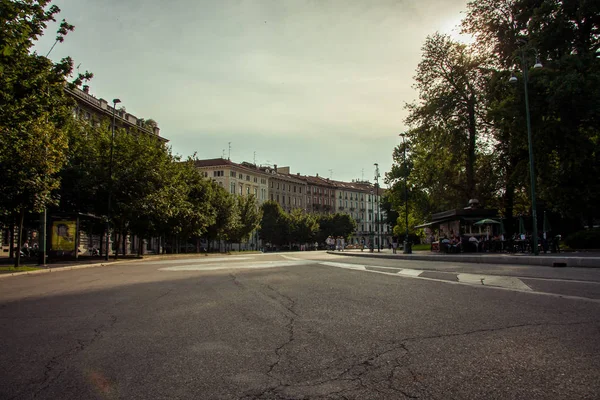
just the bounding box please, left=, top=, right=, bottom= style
left=51, top=220, right=76, bottom=251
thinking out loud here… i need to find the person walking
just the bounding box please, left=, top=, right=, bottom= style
left=392, top=239, right=398, bottom=254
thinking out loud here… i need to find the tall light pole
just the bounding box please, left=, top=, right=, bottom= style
left=105, top=98, right=121, bottom=260
left=399, top=133, right=412, bottom=254
left=374, top=163, right=380, bottom=252
left=509, top=46, right=542, bottom=255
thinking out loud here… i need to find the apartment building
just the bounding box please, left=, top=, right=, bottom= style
left=332, top=180, right=390, bottom=247
left=259, top=166, right=307, bottom=213
left=194, top=159, right=270, bottom=205
left=300, top=175, right=337, bottom=214
left=66, top=85, right=168, bottom=143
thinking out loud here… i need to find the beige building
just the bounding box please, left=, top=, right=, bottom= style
left=259, top=165, right=307, bottom=213
left=194, top=159, right=270, bottom=205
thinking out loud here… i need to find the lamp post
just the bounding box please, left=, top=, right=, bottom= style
left=105, top=98, right=121, bottom=260
left=374, top=163, right=380, bottom=252
left=509, top=46, right=542, bottom=255
left=399, top=133, right=412, bottom=254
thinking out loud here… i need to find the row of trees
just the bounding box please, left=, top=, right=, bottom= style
left=386, top=0, right=599, bottom=236
left=258, top=202, right=356, bottom=249
left=0, top=1, right=266, bottom=265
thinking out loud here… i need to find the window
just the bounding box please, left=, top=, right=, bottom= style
left=293, top=186, right=297, bottom=193
left=319, top=197, right=322, bottom=204
left=299, top=199, right=302, bottom=206
left=246, top=175, right=250, bottom=181
left=261, top=178, right=266, bottom=184
left=247, top=186, right=250, bottom=195
left=239, top=173, right=243, bottom=179
left=299, top=187, right=302, bottom=194
left=271, top=194, right=274, bottom=201
left=254, top=177, right=257, bottom=183
left=294, top=198, right=296, bottom=206
left=202, top=171, right=208, bottom=177
left=239, top=184, right=243, bottom=195
left=288, top=197, right=291, bottom=205
left=277, top=195, right=280, bottom=203
left=271, top=181, right=274, bottom=188
left=288, top=184, right=291, bottom=191
left=254, top=187, right=257, bottom=196
left=230, top=182, right=235, bottom=194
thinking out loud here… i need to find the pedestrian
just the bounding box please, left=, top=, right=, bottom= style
left=392, top=240, right=398, bottom=254
left=341, top=237, right=345, bottom=251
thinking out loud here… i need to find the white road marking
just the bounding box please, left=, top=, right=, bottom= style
left=319, top=261, right=367, bottom=271
left=145, top=257, right=254, bottom=266
left=457, top=273, right=532, bottom=291
left=160, top=260, right=312, bottom=271
left=397, top=269, right=425, bottom=277
left=318, top=261, right=600, bottom=303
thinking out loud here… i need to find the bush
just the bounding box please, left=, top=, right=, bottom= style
left=564, top=229, right=600, bottom=249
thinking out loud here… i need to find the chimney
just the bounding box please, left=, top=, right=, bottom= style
left=83, top=85, right=89, bottom=94
left=274, top=164, right=278, bottom=172
left=316, top=173, right=319, bottom=177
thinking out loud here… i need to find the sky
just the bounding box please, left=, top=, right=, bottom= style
left=36, top=0, right=472, bottom=184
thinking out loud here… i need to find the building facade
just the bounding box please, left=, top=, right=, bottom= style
left=301, top=175, right=337, bottom=214
left=259, top=166, right=307, bottom=213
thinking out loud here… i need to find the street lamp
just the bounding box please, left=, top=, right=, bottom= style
left=399, top=133, right=412, bottom=254
left=509, top=46, right=542, bottom=255
left=374, top=163, right=381, bottom=252
left=105, top=98, right=121, bottom=260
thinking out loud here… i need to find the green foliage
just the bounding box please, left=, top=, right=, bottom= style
left=228, top=195, right=262, bottom=244
left=258, top=201, right=290, bottom=247
left=204, top=183, right=237, bottom=244
left=316, top=213, right=356, bottom=243
left=564, top=229, right=600, bottom=250
left=289, top=209, right=320, bottom=244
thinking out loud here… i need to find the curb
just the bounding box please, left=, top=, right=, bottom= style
left=326, top=251, right=600, bottom=268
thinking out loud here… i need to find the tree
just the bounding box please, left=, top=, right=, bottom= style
left=228, top=195, right=262, bottom=248
left=258, top=201, right=290, bottom=248
left=462, top=0, right=600, bottom=230
left=316, top=213, right=356, bottom=243
left=289, top=209, right=319, bottom=245
left=0, top=1, right=91, bottom=266
left=205, top=184, right=237, bottom=251
left=406, top=33, right=494, bottom=203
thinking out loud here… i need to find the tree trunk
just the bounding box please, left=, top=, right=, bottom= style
left=14, top=209, right=25, bottom=268
left=466, top=97, right=477, bottom=199
left=121, top=231, right=127, bottom=257
left=9, top=218, right=15, bottom=259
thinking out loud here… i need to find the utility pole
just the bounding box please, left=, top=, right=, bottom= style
left=374, top=163, right=380, bottom=252
left=399, top=133, right=412, bottom=254
left=106, top=98, right=121, bottom=260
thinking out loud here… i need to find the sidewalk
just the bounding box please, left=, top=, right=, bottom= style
left=328, top=249, right=600, bottom=268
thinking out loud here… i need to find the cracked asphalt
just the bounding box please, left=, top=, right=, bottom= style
left=1, top=252, right=599, bottom=399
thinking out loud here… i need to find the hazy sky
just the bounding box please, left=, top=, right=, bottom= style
left=36, top=0, right=471, bottom=183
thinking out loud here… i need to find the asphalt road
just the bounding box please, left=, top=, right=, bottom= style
left=1, top=252, right=599, bottom=399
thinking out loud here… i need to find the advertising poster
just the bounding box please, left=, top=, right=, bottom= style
left=51, top=220, right=76, bottom=251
